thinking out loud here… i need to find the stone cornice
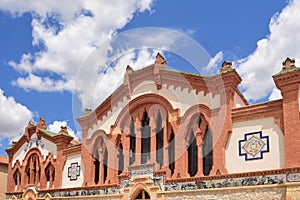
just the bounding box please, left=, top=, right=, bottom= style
left=63, top=144, right=82, bottom=156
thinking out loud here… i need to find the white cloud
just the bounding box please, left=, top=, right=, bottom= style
left=0, top=0, right=154, bottom=108
left=203, top=51, right=223, bottom=74
left=237, top=0, right=300, bottom=102
left=268, top=88, right=282, bottom=101
left=48, top=120, right=80, bottom=141
left=92, top=49, right=157, bottom=108
left=12, top=74, right=74, bottom=92
left=0, top=88, right=33, bottom=139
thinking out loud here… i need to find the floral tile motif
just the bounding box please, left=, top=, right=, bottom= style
left=239, top=131, right=269, bottom=161
left=68, top=162, right=81, bottom=181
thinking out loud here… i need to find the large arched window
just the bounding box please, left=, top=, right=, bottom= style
left=203, top=127, right=213, bottom=176
left=45, top=162, right=55, bottom=189
left=141, top=110, right=150, bottom=164
left=25, top=153, right=41, bottom=185
left=156, top=111, right=164, bottom=168
left=129, top=118, right=136, bottom=165
left=187, top=129, right=198, bottom=177
left=168, top=130, right=175, bottom=175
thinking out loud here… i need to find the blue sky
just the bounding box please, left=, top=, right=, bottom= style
left=0, top=0, right=299, bottom=155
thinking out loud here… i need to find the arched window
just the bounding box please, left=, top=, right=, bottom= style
left=13, top=168, right=21, bottom=191
left=94, top=150, right=100, bottom=184
left=25, top=153, right=41, bottom=185
left=118, top=142, right=124, bottom=175
left=156, top=111, right=164, bottom=168
left=93, top=137, right=108, bottom=184
left=203, top=127, right=213, bottom=176
left=187, top=129, right=198, bottom=177
left=45, top=162, right=55, bottom=188
left=168, top=130, right=175, bottom=175
left=141, top=110, right=150, bottom=164
left=129, top=118, right=136, bottom=165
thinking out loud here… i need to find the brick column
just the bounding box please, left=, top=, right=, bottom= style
left=81, top=144, right=95, bottom=186
left=98, top=150, right=104, bottom=185
left=163, top=121, right=169, bottom=169
left=53, top=134, right=73, bottom=188
left=172, top=132, right=189, bottom=178
left=49, top=167, right=54, bottom=188
left=134, top=120, right=142, bottom=165
left=150, top=117, right=157, bottom=164
left=209, top=62, right=241, bottom=175
left=273, top=58, right=300, bottom=167
left=196, top=128, right=203, bottom=176
left=122, top=128, right=130, bottom=172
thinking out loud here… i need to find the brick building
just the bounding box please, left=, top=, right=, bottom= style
left=5, top=54, right=300, bottom=200
left=0, top=155, right=8, bottom=200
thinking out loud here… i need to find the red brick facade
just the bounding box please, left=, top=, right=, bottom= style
left=5, top=55, right=300, bottom=199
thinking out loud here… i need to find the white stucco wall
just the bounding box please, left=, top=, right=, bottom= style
left=88, top=81, right=220, bottom=137
left=226, top=117, right=285, bottom=173
left=62, top=154, right=84, bottom=188
left=12, top=133, right=57, bottom=167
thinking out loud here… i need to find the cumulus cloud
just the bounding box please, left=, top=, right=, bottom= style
left=0, top=88, right=33, bottom=139
left=237, top=0, right=300, bottom=102
left=0, top=0, right=154, bottom=108
left=47, top=120, right=81, bottom=141
left=91, top=49, right=157, bottom=108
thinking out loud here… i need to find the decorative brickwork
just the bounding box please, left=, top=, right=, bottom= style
left=6, top=56, right=300, bottom=199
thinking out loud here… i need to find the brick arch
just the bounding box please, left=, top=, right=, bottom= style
left=22, top=187, right=38, bottom=200
left=181, top=104, right=212, bottom=123
left=22, top=147, right=43, bottom=167
left=115, top=93, right=175, bottom=129
left=86, top=129, right=109, bottom=151
left=129, top=183, right=151, bottom=200
left=12, top=160, right=21, bottom=174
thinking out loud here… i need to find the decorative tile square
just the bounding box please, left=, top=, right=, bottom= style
left=68, top=162, right=80, bottom=181
left=239, top=131, right=269, bottom=161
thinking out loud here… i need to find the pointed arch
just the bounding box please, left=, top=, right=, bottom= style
left=156, top=110, right=164, bottom=168
left=45, top=162, right=55, bottom=188
left=87, top=132, right=109, bottom=185
left=13, top=168, right=21, bottom=191
left=168, top=129, right=175, bottom=175
left=141, top=110, right=150, bottom=164
left=130, top=183, right=151, bottom=200
left=187, top=128, right=198, bottom=177
left=25, top=152, right=41, bottom=185
left=203, top=127, right=213, bottom=176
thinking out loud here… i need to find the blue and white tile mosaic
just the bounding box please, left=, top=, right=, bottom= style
left=239, top=131, right=270, bottom=161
